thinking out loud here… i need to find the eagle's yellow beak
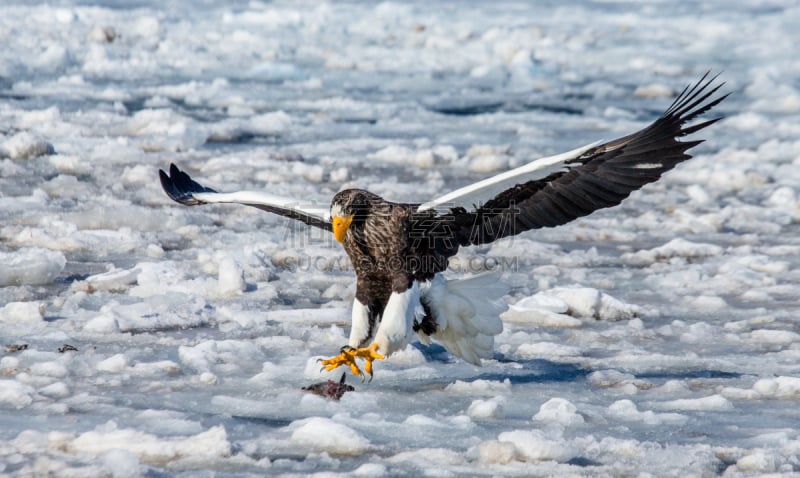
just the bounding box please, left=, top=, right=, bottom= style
left=332, top=215, right=353, bottom=243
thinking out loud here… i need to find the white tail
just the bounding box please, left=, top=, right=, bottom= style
left=418, top=273, right=508, bottom=365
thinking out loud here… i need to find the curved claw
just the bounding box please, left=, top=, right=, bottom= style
left=364, top=359, right=375, bottom=383
left=355, top=343, right=384, bottom=383
left=351, top=362, right=365, bottom=381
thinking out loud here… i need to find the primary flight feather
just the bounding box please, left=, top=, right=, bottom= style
left=160, top=73, right=727, bottom=380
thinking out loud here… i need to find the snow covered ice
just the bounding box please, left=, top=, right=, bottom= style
left=2, top=0, right=800, bottom=476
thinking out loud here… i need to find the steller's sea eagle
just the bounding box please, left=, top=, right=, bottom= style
left=160, top=73, right=727, bottom=381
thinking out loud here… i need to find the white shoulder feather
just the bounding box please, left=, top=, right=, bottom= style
left=417, top=141, right=601, bottom=212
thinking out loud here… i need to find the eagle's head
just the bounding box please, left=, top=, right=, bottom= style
left=330, top=189, right=381, bottom=243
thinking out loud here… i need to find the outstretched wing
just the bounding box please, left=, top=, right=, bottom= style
left=419, top=72, right=727, bottom=247
left=159, top=163, right=332, bottom=231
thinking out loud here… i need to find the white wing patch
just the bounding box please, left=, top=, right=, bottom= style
left=417, top=141, right=601, bottom=212
left=193, top=190, right=331, bottom=222
left=633, top=163, right=663, bottom=169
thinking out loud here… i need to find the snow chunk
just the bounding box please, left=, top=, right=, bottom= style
left=101, top=448, right=139, bottom=478
left=624, top=238, right=723, bottom=265
left=217, top=256, right=245, bottom=297
left=104, top=294, right=208, bottom=333
left=0, top=248, right=66, bottom=286
left=660, top=394, right=733, bottom=411
left=250, top=111, right=292, bottom=134
left=752, top=376, right=800, bottom=398
left=125, top=109, right=207, bottom=151
left=289, top=417, right=370, bottom=455
left=368, top=145, right=437, bottom=168
left=475, top=440, right=517, bottom=464
left=445, top=378, right=511, bottom=395
left=353, top=463, right=388, bottom=477
left=468, top=154, right=510, bottom=173
left=30, top=361, right=68, bottom=378
left=0, top=132, right=54, bottom=159
left=245, top=62, right=308, bottom=81
left=686, top=295, right=728, bottom=311
left=533, top=397, right=584, bottom=426
left=291, top=162, right=325, bottom=183
left=0, top=380, right=35, bottom=409
left=131, top=16, right=161, bottom=47
left=120, top=164, right=152, bottom=185
left=404, top=414, right=444, bottom=428
left=385, top=345, right=427, bottom=365
left=747, top=329, right=800, bottom=345
left=516, top=341, right=582, bottom=359
left=736, top=450, right=778, bottom=473
left=83, top=315, right=121, bottom=334
left=72, top=267, right=140, bottom=293
left=198, top=372, right=218, bottom=385
left=135, top=409, right=202, bottom=435
left=501, top=294, right=582, bottom=327
left=53, top=422, right=230, bottom=464
left=608, top=400, right=687, bottom=425
left=0, top=356, right=19, bottom=371
left=178, top=340, right=262, bottom=374
left=512, top=293, right=568, bottom=314
left=553, top=287, right=640, bottom=321
left=587, top=369, right=642, bottom=389
left=466, top=144, right=510, bottom=157
left=510, top=287, right=640, bottom=322
left=39, top=382, right=70, bottom=399
left=131, top=360, right=180, bottom=376
left=97, top=354, right=129, bottom=373
left=389, top=447, right=466, bottom=466
left=497, top=429, right=575, bottom=462
left=0, top=301, right=45, bottom=323
left=765, top=186, right=796, bottom=208
left=467, top=397, right=505, bottom=419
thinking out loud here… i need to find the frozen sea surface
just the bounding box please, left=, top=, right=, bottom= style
left=1, top=0, right=800, bottom=476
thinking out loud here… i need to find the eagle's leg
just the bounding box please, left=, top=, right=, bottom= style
left=319, top=343, right=385, bottom=382
left=319, top=295, right=385, bottom=381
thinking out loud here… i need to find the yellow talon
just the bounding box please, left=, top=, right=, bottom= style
left=350, top=362, right=362, bottom=377
left=364, top=358, right=374, bottom=379
left=356, top=343, right=385, bottom=361
left=355, top=343, right=384, bottom=381
left=319, top=348, right=362, bottom=378
left=318, top=343, right=385, bottom=382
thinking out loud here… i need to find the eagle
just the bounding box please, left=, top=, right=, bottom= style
left=160, top=73, right=726, bottom=381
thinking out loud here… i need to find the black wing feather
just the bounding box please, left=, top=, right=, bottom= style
left=434, top=73, right=727, bottom=247
left=159, top=163, right=218, bottom=206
